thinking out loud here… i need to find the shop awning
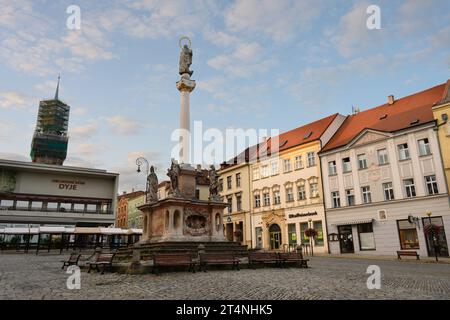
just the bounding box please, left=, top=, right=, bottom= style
left=39, top=226, right=66, bottom=234
left=99, top=228, right=128, bottom=235
left=64, top=227, right=76, bottom=234
left=128, top=229, right=143, bottom=235
left=74, top=227, right=101, bottom=234
left=4, top=227, right=39, bottom=235
left=332, top=218, right=374, bottom=226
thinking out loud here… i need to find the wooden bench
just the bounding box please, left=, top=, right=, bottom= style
left=397, top=250, right=420, bottom=260
left=248, top=252, right=282, bottom=269
left=87, top=253, right=116, bottom=274
left=199, top=252, right=240, bottom=272
left=152, top=252, right=196, bottom=275
left=61, top=253, right=81, bottom=270
left=279, top=252, right=309, bottom=268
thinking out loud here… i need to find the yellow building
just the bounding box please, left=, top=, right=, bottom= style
left=432, top=79, right=450, bottom=195
left=219, top=157, right=252, bottom=248
left=249, top=114, right=346, bottom=252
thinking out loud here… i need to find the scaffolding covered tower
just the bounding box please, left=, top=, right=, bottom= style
left=30, top=76, right=70, bottom=165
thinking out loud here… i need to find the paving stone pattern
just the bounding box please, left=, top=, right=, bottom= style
left=0, top=253, right=449, bottom=300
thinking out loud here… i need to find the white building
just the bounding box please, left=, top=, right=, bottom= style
left=320, top=83, right=450, bottom=258
left=0, top=159, right=119, bottom=228
left=250, top=114, right=346, bottom=252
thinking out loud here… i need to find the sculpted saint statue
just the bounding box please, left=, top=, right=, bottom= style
left=146, top=166, right=158, bottom=203
left=167, top=159, right=181, bottom=197
left=179, top=44, right=193, bottom=76
left=208, top=165, right=220, bottom=201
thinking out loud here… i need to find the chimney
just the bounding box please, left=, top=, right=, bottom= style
left=388, top=95, right=395, bottom=105
left=132, top=188, right=135, bottom=193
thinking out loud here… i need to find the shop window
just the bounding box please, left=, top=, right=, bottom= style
left=357, top=223, right=376, bottom=250
left=300, top=222, right=310, bottom=245
left=397, top=219, right=419, bottom=249
left=313, top=221, right=324, bottom=246
left=73, top=203, right=84, bottom=212
left=60, top=203, right=71, bottom=211
left=31, top=201, right=43, bottom=210
left=86, top=204, right=96, bottom=212
left=16, top=201, right=29, bottom=209
left=0, top=199, right=14, bottom=208
left=288, top=223, right=297, bottom=245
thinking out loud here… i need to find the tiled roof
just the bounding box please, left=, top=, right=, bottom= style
left=321, top=81, right=448, bottom=152
left=118, top=190, right=145, bottom=201
left=439, top=79, right=450, bottom=104
left=221, top=113, right=338, bottom=168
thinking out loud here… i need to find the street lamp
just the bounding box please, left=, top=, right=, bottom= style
left=136, top=157, right=149, bottom=176
left=136, top=157, right=149, bottom=201
left=308, top=218, right=314, bottom=257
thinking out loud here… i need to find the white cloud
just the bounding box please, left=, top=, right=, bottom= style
left=70, top=119, right=99, bottom=139
left=207, top=54, right=277, bottom=78
left=329, top=1, right=384, bottom=58
left=34, top=80, right=57, bottom=95
left=207, top=103, right=231, bottom=114
left=0, top=91, right=30, bottom=109
left=0, top=152, right=29, bottom=162
left=197, top=77, right=226, bottom=94
left=64, top=156, right=103, bottom=169
left=62, top=22, right=117, bottom=61
left=112, top=150, right=165, bottom=192
left=72, top=107, right=87, bottom=116
left=73, top=143, right=97, bottom=156
left=225, top=0, right=322, bottom=42
left=203, top=30, right=241, bottom=47
left=397, top=0, right=442, bottom=35
left=106, top=116, right=140, bottom=135
left=290, top=55, right=389, bottom=107
left=232, top=42, right=262, bottom=62
left=99, top=0, right=221, bottom=39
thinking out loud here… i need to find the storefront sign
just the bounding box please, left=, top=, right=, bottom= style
left=288, top=211, right=318, bottom=219
left=52, top=179, right=85, bottom=191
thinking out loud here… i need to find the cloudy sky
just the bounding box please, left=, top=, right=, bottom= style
left=0, top=0, right=449, bottom=193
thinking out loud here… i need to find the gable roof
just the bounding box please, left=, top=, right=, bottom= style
left=221, top=113, right=338, bottom=168
left=321, top=81, right=448, bottom=153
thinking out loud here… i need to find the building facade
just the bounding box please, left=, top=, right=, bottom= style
left=249, top=114, right=346, bottom=252
left=432, top=79, right=450, bottom=196
left=128, top=193, right=146, bottom=228
left=320, top=82, right=450, bottom=258
left=115, top=190, right=145, bottom=228
left=219, top=162, right=252, bottom=247
left=116, top=195, right=129, bottom=228
left=0, top=159, right=119, bottom=228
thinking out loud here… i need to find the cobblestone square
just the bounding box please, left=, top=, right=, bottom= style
left=0, top=253, right=449, bottom=300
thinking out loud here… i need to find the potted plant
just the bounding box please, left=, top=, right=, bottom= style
left=304, top=228, right=317, bottom=238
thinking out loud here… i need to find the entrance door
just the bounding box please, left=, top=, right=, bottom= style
left=269, top=224, right=282, bottom=250
left=338, top=225, right=354, bottom=253
left=226, top=223, right=234, bottom=242
left=422, top=217, right=449, bottom=257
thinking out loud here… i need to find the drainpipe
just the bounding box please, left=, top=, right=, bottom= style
left=318, top=144, right=331, bottom=255
left=248, top=165, right=253, bottom=249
